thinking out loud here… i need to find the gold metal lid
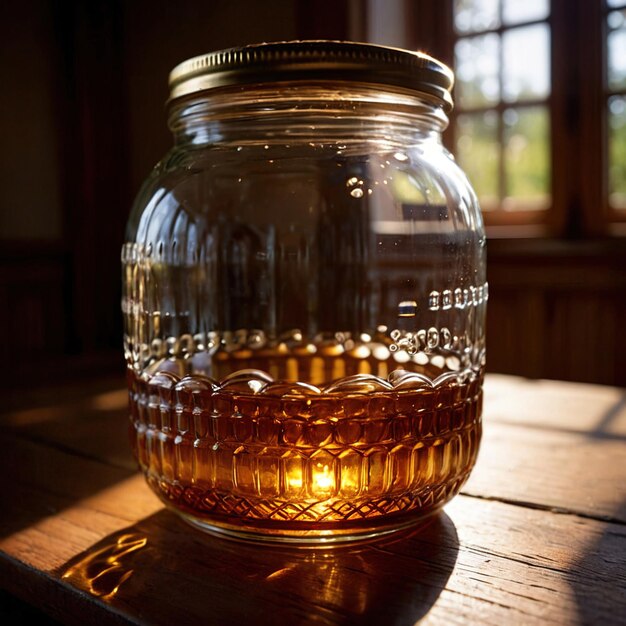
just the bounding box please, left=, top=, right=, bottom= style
left=168, top=40, right=454, bottom=110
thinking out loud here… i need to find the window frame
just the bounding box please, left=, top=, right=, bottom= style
left=603, top=0, right=626, bottom=228
left=429, top=0, right=626, bottom=238
left=449, top=10, right=553, bottom=229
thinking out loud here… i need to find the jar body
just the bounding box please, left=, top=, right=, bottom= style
left=122, top=83, right=486, bottom=543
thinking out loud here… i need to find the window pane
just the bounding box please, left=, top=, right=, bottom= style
left=455, top=34, right=500, bottom=108
left=503, top=107, right=550, bottom=210
left=456, top=111, right=499, bottom=209
left=608, top=18, right=626, bottom=90
left=609, top=95, right=626, bottom=209
left=453, top=0, right=500, bottom=33
left=502, top=0, right=549, bottom=25
left=607, top=9, right=626, bottom=29
left=502, top=25, right=550, bottom=102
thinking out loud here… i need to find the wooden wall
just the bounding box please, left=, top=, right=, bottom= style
left=487, top=239, right=626, bottom=386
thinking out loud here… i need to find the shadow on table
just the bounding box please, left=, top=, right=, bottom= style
left=58, top=509, right=459, bottom=626
left=571, top=499, right=626, bottom=626
left=569, top=393, right=626, bottom=626
left=570, top=392, right=626, bottom=625
left=0, top=382, right=136, bottom=540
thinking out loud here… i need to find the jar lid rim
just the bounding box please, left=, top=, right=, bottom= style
left=168, top=40, right=454, bottom=110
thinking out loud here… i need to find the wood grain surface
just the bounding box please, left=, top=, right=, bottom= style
left=1, top=374, right=625, bottom=625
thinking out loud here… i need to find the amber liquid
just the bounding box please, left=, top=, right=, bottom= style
left=128, top=354, right=482, bottom=541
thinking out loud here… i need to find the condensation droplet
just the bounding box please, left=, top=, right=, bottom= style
left=350, top=188, right=364, bottom=198
left=346, top=176, right=359, bottom=187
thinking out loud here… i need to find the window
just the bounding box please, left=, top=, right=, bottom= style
left=439, top=0, right=626, bottom=235
left=366, top=0, right=626, bottom=236
left=451, top=0, right=551, bottom=224
left=606, top=0, right=626, bottom=215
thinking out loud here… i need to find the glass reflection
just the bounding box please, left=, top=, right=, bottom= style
left=58, top=510, right=460, bottom=623
left=61, top=533, right=148, bottom=599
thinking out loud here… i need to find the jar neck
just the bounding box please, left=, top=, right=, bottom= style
left=167, top=83, right=448, bottom=150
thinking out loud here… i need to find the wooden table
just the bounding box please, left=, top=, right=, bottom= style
left=1, top=374, right=625, bottom=625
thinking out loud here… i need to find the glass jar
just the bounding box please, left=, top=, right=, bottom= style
left=122, top=41, right=487, bottom=544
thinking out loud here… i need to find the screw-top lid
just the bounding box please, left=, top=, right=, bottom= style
left=169, top=40, right=454, bottom=110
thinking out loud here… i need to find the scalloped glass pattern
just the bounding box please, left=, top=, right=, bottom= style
left=128, top=365, right=482, bottom=541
